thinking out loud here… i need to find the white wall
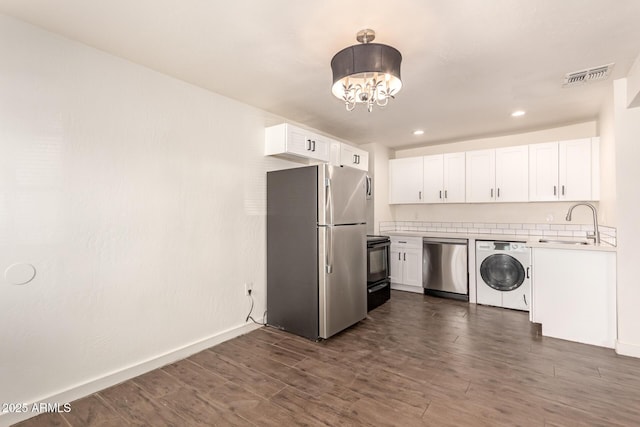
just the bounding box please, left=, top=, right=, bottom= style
left=627, top=53, right=640, bottom=108
left=361, top=143, right=393, bottom=235
left=392, top=122, right=601, bottom=225
left=597, top=84, right=617, bottom=226
left=0, top=15, right=297, bottom=424
left=395, top=122, right=597, bottom=157
left=613, top=77, right=640, bottom=358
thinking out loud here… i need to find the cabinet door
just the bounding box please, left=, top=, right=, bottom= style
left=532, top=248, right=616, bottom=348
left=495, top=146, right=529, bottom=202
left=529, top=142, right=559, bottom=201
left=423, top=154, right=444, bottom=203
left=465, top=149, right=495, bottom=202
left=340, top=144, right=368, bottom=171
left=559, top=138, right=591, bottom=201
left=329, top=140, right=341, bottom=167
left=402, top=248, right=423, bottom=287
left=389, top=246, right=403, bottom=283
left=285, top=125, right=313, bottom=157
left=389, top=157, right=424, bottom=204
left=443, top=152, right=466, bottom=203
left=278, top=126, right=330, bottom=161
left=305, top=133, right=331, bottom=162
left=355, top=150, right=369, bottom=172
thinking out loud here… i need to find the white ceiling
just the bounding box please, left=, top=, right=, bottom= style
left=1, top=0, right=640, bottom=148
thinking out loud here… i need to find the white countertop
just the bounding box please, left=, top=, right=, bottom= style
left=386, top=231, right=616, bottom=252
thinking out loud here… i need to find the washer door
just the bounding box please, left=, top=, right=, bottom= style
left=480, top=254, right=525, bottom=291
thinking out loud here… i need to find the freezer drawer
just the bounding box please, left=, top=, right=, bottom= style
left=423, top=238, right=468, bottom=300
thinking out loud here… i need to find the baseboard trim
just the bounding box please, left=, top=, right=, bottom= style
left=615, top=339, right=640, bottom=358
left=1, top=320, right=263, bottom=427
left=390, top=283, right=423, bottom=294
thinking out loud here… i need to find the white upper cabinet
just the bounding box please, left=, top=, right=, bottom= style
left=389, top=137, right=598, bottom=205
left=389, top=157, right=424, bottom=204
left=466, top=147, right=528, bottom=203
left=529, top=138, right=597, bottom=201
left=423, top=153, right=465, bottom=203
left=265, top=123, right=330, bottom=162
left=559, top=139, right=592, bottom=201
left=528, top=142, right=559, bottom=201
left=494, top=146, right=529, bottom=202
left=465, top=149, right=496, bottom=202
left=340, top=143, right=369, bottom=171
left=422, top=154, right=445, bottom=203
left=443, top=153, right=466, bottom=203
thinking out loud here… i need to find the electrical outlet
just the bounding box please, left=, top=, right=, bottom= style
left=244, top=282, right=253, bottom=296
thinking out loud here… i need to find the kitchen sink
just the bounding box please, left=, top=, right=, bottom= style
left=538, top=239, right=590, bottom=245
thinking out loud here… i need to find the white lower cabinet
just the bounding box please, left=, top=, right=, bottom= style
left=390, top=237, right=423, bottom=293
left=531, top=247, right=616, bottom=348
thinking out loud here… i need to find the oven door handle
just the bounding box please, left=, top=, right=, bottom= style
left=368, top=283, right=388, bottom=293
left=367, top=241, right=390, bottom=250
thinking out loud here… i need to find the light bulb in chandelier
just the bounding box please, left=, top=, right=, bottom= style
left=331, top=29, right=402, bottom=112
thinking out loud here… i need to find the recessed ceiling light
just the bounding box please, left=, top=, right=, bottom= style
left=511, top=110, right=526, bottom=117
left=413, top=130, right=424, bottom=135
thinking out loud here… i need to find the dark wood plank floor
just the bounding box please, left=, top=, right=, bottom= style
left=15, top=291, right=640, bottom=426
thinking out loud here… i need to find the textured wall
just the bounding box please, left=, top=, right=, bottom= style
left=0, top=14, right=295, bottom=416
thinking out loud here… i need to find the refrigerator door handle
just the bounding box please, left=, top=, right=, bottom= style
left=325, top=226, right=333, bottom=274
left=325, top=177, right=334, bottom=225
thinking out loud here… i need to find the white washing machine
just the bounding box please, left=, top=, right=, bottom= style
left=476, top=241, right=531, bottom=311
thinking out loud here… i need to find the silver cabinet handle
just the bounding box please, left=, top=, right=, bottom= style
left=353, top=154, right=358, bottom=164
left=398, top=252, right=401, bottom=260
left=398, top=241, right=407, bottom=244
left=523, top=294, right=528, bottom=306
left=491, top=188, right=494, bottom=198
left=418, top=191, right=422, bottom=200
left=306, top=139, right=312, bottom=150
left=365, top=176, right=372, bottom=197
left=403, top=252, right=406, bottom=261
left=554, top=185, right=557, bottom=196
left=526, top=267, right=530, bottom=279
left=562, top=185, right=565, bottom=196
left=311, top=140, right=316, bottom=152
left=444, top=190, right=448, bottom=199
left=497, top=188, right=500, bottom=198
left=439, top=190, right=442, bottom=199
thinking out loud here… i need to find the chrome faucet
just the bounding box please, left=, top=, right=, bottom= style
left=565, top=202, right=600, bottom=244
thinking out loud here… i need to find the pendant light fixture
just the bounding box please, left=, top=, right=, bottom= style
left=331, top=29, right=402, bottom=112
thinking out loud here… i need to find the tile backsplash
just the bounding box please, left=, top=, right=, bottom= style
left=379, top=221, right=617, bottom=246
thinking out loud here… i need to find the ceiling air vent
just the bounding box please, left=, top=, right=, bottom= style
left=563, top=63, right=614, bottom=87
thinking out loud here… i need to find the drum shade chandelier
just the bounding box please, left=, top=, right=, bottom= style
left=331, top=29, right=402, bottom=112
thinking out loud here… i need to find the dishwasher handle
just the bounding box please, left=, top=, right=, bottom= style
left=423, top=237, right=468, bottom=245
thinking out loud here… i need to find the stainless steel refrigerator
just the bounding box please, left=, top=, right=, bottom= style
left=267, top=164, right=367, bottom=340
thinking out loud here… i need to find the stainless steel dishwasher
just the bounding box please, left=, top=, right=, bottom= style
left=422, top=238, right=469, bottom=301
